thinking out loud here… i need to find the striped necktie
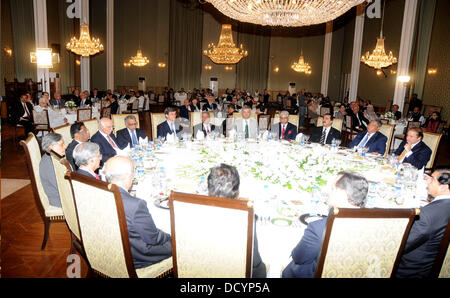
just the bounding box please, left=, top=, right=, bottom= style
left=320, top=128, right=327, bottom=144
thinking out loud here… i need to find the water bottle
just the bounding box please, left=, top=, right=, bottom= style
left=158, top=167, right=168, bottom=197
left=331, top=138, right=337, bottom=152
left=394, top=174, right=404, bottom=205
left=366, top=182, right=378, bottom=208
left=197, top=176, right=208, bottom=195
left=267, top=130, right=272, bottom=141
left=137, top=157, right=145, bottom=179
left=310, top=187, right=320, bottom=216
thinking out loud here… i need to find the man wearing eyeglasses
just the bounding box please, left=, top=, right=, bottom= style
left=116, top=115, right=148, bottom=149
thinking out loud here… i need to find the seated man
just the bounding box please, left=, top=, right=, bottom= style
left=394, top=127, right=432, bottom=170
left=193, top=111, right=216, bottom=139
left=282, top=171, right=368, bottom=278
left=207, top=164, right=267, bottom=278
left=78, top=91, right=92, bottom=108
left=66, top=122, right=91, bottom=171
left=351, top=104, right=370, bottom=132
left=309, top=113, right=341, bottom=145
left=157, top=107, right=183, bottom=139
left=202, top=95, right=218, bottom=112
left=271, top=111, right=298, bottom=141
left=73, top=142, right=102, bottom=180
left=179, top=99, right=193, bottom=120
left=396, top=167, right=450, bottom=278
left=12, top=93, right=35, bottom=136
left=116, top=115, right=148, bottom=148
left=391, top=104, right=402, bottom=120
left=348, top=119, right=387, bottom=155
left=104, top=156, right=172, bottom=269
left=409, top=106, right=425, bottom=125
left=91, top=118, right=122, bottom=164
left=39, top=133, right=67, bottom=208
left=232, top=106, right=259, bottom=139
left=106, top=93, right=119, bottom=115
left=50, top=92, right=65, bottom=108
left=34, top=97, right=68, bottom=128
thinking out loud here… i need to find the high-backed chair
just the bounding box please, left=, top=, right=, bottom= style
left=33, top=109, right=51, bottom=135
left=112, top=113, right=140, bottom=135
left=431, top=221, right=450, bottom=278
left=343, top=115, right=358, bottom=146
left=169, top=191, right=254, bottom=278
left=53, top=123, right=72, bottom=152
left=77, top=108, right=92, bottom=122
left=68, top=172, right=173, bottom=278
left=422, top=132, right=443, bottom=171
left=316, top=117, right=344, bottom=133
left=150, top=113, right=167, bottom=141
left=189, top=112, right=202, bottom=135
left=379, top=123, right=395, bottom=157
left=101, top=106, right=112, bottom=119
left=233, top=112, right=258, bottom=122
left=272, top=114, right=300, bottom=129
left=130, top=100, right=139, bottom=113
left=315, top=207, right=419, bottom=278
left=20, top=133, right=65, bottom=250
left=258, top=115, right=271, bottom=131
left=83, top=118, right=99, bottom=138
left=394, top=121, right=420, bottom=143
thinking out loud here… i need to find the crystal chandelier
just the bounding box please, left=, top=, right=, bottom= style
left=203, top=24, right=248, bottom=64
left=361, top=0, right=397, bottom=69
left=205, top=0, right=364, bottom=27
left=66, top=24, right=104, bottom=57
left=291, top=53, right=311, bottom=74
left=128, top=49, right=150, bottom=67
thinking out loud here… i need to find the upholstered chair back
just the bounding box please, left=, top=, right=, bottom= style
left=150, top=113, right=167, bottom=141
left=422, top=132, right=442, bottom=170
left=53, top=124, right=72, bottom=149
left=272, top=114, right=299, bottom=128
left=379, top=124, right=395, bottom=157
left=33, top=109, right=49, bottom=130
left=189, top=112, right=202, bottom=134
left=77, top=108, right=92, bottom=122
left=83, top=118, right=99, bottom=138
left=112, top=113, right=140, bottom=135
left=316, top=117, right=344, bottom=133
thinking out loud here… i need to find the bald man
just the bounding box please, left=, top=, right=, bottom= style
left=90, top=118, right=122, bottom=164
left=104, top=156, right=172, bottom=269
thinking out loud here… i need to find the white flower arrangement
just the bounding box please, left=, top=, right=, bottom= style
left=384, top=111, right=394, bottom=119
left=335, top=102, right=342, bottom=107
left=65, top=101, right=76, bottom=109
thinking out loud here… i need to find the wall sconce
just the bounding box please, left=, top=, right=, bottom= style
left=225, top=66, right=233, bottom=71
left=428, top=68, right=437, bottom=75
left=158, top=62, right=166, bottom=68
left=397, top=75, right=411, bottom=83
left=376, top=70, right=383, bottom=76
left=3, top=47, right=13, bottom=57
left=123, top=62, right=131, bottom=67
left=76, top=59, right=81, bottom=66
left=274, top=67, right=279, bottom=73
left=390, top=69, right=397, bottom=75
left=204, top=65, right=212, bottom=70
left=30, top=48, right=54, bottom=68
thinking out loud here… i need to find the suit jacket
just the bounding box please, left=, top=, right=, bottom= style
left=50, top=98, right=65, bottom=108
left=118, top=188, right=172, bottom=269
left=116, top=128, right=148, bottom=149
left=393, top=111, right=402, bottom=120
left=39, top=153, right=62, bottom=208
left=309, top=126, right=341, bottom=145
left=12, top=100, right=34, bottom=124
left=72, top=95, right=81, bottom=106
left=91, top=131, right=121, bottom=164
left=233, top=118, right=259, bottom=139
left=76, top=168, right=97, bottom=179
left=351, top=111, right=370, bottom=131
left=270, top=122, right=298, bottom=141
left=282, top=218, right=327, bottom=278
left=348, top=131, right=388, bottom=155
left=396, top=198, right=450, bottom=278
left=202, top=102, right=217, bottom=111
left=156, top=121, right=183, bottom=139
left=66, top=139, right=81, bottom=171
left=108, top=101, right=119, bottom=115
left=193, top=123, right=216, bottom=139
left=78, top=98, right=92, bottom=108
left=179, top=105, right=192, bottom=120
left=394, top=141, right=432, bottom=170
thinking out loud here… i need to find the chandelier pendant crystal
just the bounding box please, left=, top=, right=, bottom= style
left=203, top=24, right=248, bottom=65
left=205, top=0, right=365, bottom=27
left=66, top=24, right=104, bottom=57
left=291, top=52, right=311, bottom=74
left=128, top=49, right=150, bottom=67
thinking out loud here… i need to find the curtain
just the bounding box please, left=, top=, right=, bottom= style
left=169, top=0, right=203, bottom=91
left=58, top=0, right=76, bottom=94
left=10, top=0, right=36, bottom=81
left=236, top=23, right=270, bottom=93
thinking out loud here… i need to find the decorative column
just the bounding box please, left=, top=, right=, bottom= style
left=320, top=21, right=333, bottom=97
left=33, top=0, right=50, bottom=93
left=349, top=4, right=365, bottom=103
left=393, top=0, right=418, bottom=112
left=80, top=0, right=90, bottom=91
left=106, top=0, right=114, bottom=91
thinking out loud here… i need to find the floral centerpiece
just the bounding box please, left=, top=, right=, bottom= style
left=334, top=102, right=342, bottom=108
left=65, top=101, right=76, bottom=109
left=384, top=111, right=394, bottom=119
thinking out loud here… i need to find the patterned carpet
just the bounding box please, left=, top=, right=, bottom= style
left=1, top=179, right=31, bottom=200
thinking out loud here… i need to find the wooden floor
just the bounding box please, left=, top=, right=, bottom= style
left=1, top=116, right=449, bottom=278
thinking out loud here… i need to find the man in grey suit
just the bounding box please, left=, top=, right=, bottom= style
left=193, top=112, right=216, bottom=139
left=232, top=106, right=259, bottom=139
left=39, top=133, right=67, bottom=208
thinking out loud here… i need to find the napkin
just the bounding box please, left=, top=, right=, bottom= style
left=166, top=133, right=177, bottom=144
left=295, top=133, right=304, bottom=143
left=196, top=130, right=205, bottom=141
left=139, top=136, right=148, bottom=145
left=116, top=143, right=131, bottom=156
left=262, top=130, right=269, bottom=140
left=229, top=129, right=236, bottom=139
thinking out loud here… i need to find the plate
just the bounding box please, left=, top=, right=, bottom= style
left=270, top=218, right=292, bottom=227
left=154, top=197, right=170, bottom=209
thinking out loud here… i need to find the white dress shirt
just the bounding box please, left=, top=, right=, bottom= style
left=433, top=194, right=450, bottom=202
left=399, top=142, right=419, bottom=163
left=357, top=132, right=375, bottom=147
left=166, top=120, right=176, bottom=134
left=203, top=123, right=212, bottom=133
left=322, top=126, right=332, bottom=142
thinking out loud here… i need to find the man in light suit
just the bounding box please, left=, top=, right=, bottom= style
left=66, top=122, right=91, bottom=171
left=348, top=120, right=387, bottom=155
left=116, top=115, right=148, bottom=149
left=157, top=107, right=183, bottom=139
left=396, top=167, right=450, bottom=278
left=193, top=112, right=216, bottom=139
left=270, top=111, right=298, bottom=141
left=309, top=113, right=341, bottom=145
left=73, top=142, right=102, bottom=180
left=394, top=127, right=432, bottom=170
left=282, top=171, right=368, bottom=278
left=104, top=156, right=172, bottom=269
left=232, top=106, right=259, bottom=139
left=91, top=118, right=122, bottom=164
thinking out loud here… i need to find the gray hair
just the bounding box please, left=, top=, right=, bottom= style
left=335, top=171, right=368, bottom=207
left=280, top=110, right=289, bottom=117
left=73, top=142, right=100, bottom=167
left=124, top=114, right=137, bottom=124
left=41, top=133, right=63, bottom=153
left=207, top=164, right=240, bottom=199
left=39, top=97, right=47, bottom=103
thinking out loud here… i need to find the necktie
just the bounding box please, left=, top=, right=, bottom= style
left=107, top=135, right=118, bottom=149
left=398, top=150, right=408, bottom=162
left=171, top=123, right=176, bottom=134
left=359, top=133, right=370, bottom=148
left=245, top=121, right=249, bottom=139
left=282, top=125, right=286, bottom=139
left=320, top=128, right=327, bottom=144
left=206, top=125, right=210, bottom=133
left=23, top=103, right=31, bottom=118
left=94, top=173, right=100, bottom=180
left=131, top=130, right=138, bottom=147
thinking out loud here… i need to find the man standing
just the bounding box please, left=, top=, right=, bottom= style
left=232, top=106, right=259, bottom=139
left=271, top=111, right=298, bottom=141
left=309, top=113, right=341, bottom=145
left=157, top=107, right=183, bottom=139
left=348, top=120, right=387, bottom=155
left=91, top=118, right=122, bottom=164
left=193, top=112, right=216, bottom=139
left=116, top=115, right=148, bottom=148
left=408, top=93, right=423, bottom=114
left=66, top=122, right=91, bottom=170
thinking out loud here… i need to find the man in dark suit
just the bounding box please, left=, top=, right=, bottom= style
left=202, top=95, right=218, bottom=111
left=348, top=120, right=387, bottom=155
left=78, top=91, right=92, bottom=108
left=396, top=167, right=450, bottom=278
left=179, top=99, right=193, bottom=120
left=350, top=104, right=369, bottom=131
left=50, top=92, right=65, bottom=108
left=66, top=122, right=91, bottom=171
left=72, top=142, right=102, bottom=180
left=72, top=89, right=81, bottom=106
left=282, top=171, right=368, bottom=278
left=391, top=104, right=402, bottom=120
left=91, top=118, right=122, bottom=164
left=309, top=113, right=341, bottom=145
left=193, top=112, right=216, bottom=139
left=104, top=156, right=172, bottom=269
left=408, top=93, right=423, bottom=114
left=105, top=93, right=119, bottom=115
left=394, top=127, right=432, bottom=170
left=12, top=94, right=35, bottom=135
left=116, top=115, right=148, bottom=149
left=270, top=111, right=298, bottom=141
left=157, top=107, right=183, bottom=139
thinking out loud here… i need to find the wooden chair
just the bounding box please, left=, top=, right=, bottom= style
left=379, top=123, right=395, bottom=157
left=101, top=106, right=112, bottom=119
left=13, top=124, right=26, bottom=146
left=150, top=113, right=167, bottom=141
left=130, top=100, right=139, bottom=113
left=422, top=132, right=443, bottom=171
left=77, top=108, right=92, bottom=122
left=82, top=118, right=99, bottom=138
left=315, top=207, right=419, bottom=278
left=53, top=123, right=72, bottom=149
left=68, top=172, right=173, bottom=278
left=343, top=115, right=358, bottom=146
left=394, top=121, right=420, bottom=143
left=112, top=113, right=140, bottom=135
left=430, top=221, right=450, bottom=278
left=20, top=133, right=65, bottom=250
left=233, top=112, right=258, bottom=122
left=33, top=109, right=51, bottom=136
left=169, top=191, right=254, bottom=278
